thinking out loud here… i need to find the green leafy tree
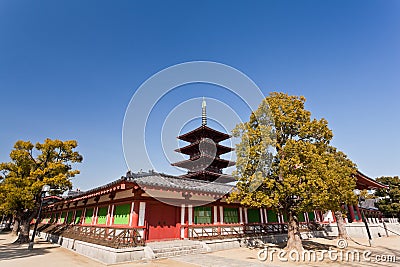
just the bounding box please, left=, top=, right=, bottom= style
left=375, top=176, right=400, bottom=219
left=229, top=92, right=357, bottom=250
left=0, top=139, right=82, bottom=243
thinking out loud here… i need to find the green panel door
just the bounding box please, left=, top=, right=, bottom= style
left=194, top=207, right=212, bottom=224
left=267, top=210, right=278, bottom=222
left=67, top=211, right=74, bottom=224
left=60, top=212, right=66, bottom=224
left=247, top=209, right=260, bottom=223
left=52, top=213, right=59, bottom=223
left=354, top=206, right=360, bottom=220
left=84, top=208, right=94, bottom=224
left=297, top=212, right=305, bottom=222
left=75, top=210, right=82, bottom=224
left=223, top=208, right=238, bottom=223
left=97, top=207, right=108, bottom=225
left=114, top=204, right=131, bottom=225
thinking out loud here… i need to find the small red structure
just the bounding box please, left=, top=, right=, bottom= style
left=344, top=171, right=388, bottom=223
left=356, top=171, right=388, bottom=190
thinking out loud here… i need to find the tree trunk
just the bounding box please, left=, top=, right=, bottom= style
left=14, top=210, right=36, bottom=244
left=285, top=211, right=304, bottom=251
left=12, top=216, right=20, bottom=235
left=335, top=210, right=349, bottom=239
left=17, top=219, right=31, bottom=243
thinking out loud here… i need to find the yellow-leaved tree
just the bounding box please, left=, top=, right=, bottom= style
left=0, top=139, right=82, bottom=243
left=229, top=92, right=357, bottom=251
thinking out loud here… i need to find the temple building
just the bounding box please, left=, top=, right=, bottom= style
left=38, top=99, right=390, bottom=252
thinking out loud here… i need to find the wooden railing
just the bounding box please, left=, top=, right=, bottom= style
left=243, top=223, right=288, bottom=235
left=38, top=224, right=145, bottom=248
left=188, top=223, right=290, bottom=240
left=61, top=225, right=145, bottom=248
left=188, top=224, right=244, bottom=239
left=187, top=222, right=327, bottom=240
left=189, top=225, right=219, bottom=239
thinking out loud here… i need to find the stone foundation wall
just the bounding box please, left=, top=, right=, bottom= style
left=45, top=233, right=148, bottom=264
left=322, top=222, right=400, bottom=239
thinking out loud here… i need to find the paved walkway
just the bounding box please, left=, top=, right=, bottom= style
left=174, top=253, right=268, bottom=267
left=0, top=231, right=399, bottom=267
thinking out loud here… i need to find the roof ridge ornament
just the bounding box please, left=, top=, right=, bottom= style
left=202, top=97, right=207, bottom=126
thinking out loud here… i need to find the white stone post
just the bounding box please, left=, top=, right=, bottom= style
left=181, top=204, right=186, bottom=238
left=219, top=206, right=224, bottom=224
left=188, top=205, right=193, bottom=225
left=138, top=202, right=146, bottom=226
left=213, top=206, right=218, bottom=224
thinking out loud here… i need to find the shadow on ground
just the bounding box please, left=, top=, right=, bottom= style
left=0, top=240, right=56, bottom=261
left=302, top=240, right=332, bottom=250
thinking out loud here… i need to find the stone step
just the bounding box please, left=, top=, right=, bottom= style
left=147, top=239, right=206, bottom=259
left=152, top=244, right=202, bottom=253
left=154, top=248, right=206, bottom=259
left=147, top=240, right=201, bottom=248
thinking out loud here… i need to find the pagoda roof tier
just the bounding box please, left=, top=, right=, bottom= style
left=182, top=170, right=236, bottom=183
left=175, top=140, right=234, bottom=155
left=177, top=125, right=231, bottom=143
left=171, top=155, right=235, bottom=170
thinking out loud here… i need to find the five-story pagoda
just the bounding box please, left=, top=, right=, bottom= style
left=171, top=98, right=235, bottom=183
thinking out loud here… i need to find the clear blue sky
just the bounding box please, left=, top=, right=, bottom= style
left=1, top=0, right=399, bottom=190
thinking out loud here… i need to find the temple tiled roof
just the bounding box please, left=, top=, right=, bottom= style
left=182, top=170, right=235, bottom=183
left=171, top=155, right=235, bottom=169
left=175, top=140, right=234, bottom=155
left=53, top=171, right=234, bottom=205
left=125, top=171, right=234, bottom=195
left=177, top=125, right=231, bottom=143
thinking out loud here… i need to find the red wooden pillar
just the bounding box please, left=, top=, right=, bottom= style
left=106, top=205, right=112, bottom=226
left=111, top=204, right=115, bottom=225
left=176, top=205, right=181, bottom=239
left=71, top=210, right=76, bottom=224
left=314, top=210, right=322, bottom=222
left=218, top=206, right=223, bottom=235
left=320, top=211, right=325, bottom=222
left=130, top=201, right=139, bottom=227
left=348, top=205, right=356, bottom=222
left=92, top=207, right=98, bottom=225
left=82, top=208, right=86, bottom=225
